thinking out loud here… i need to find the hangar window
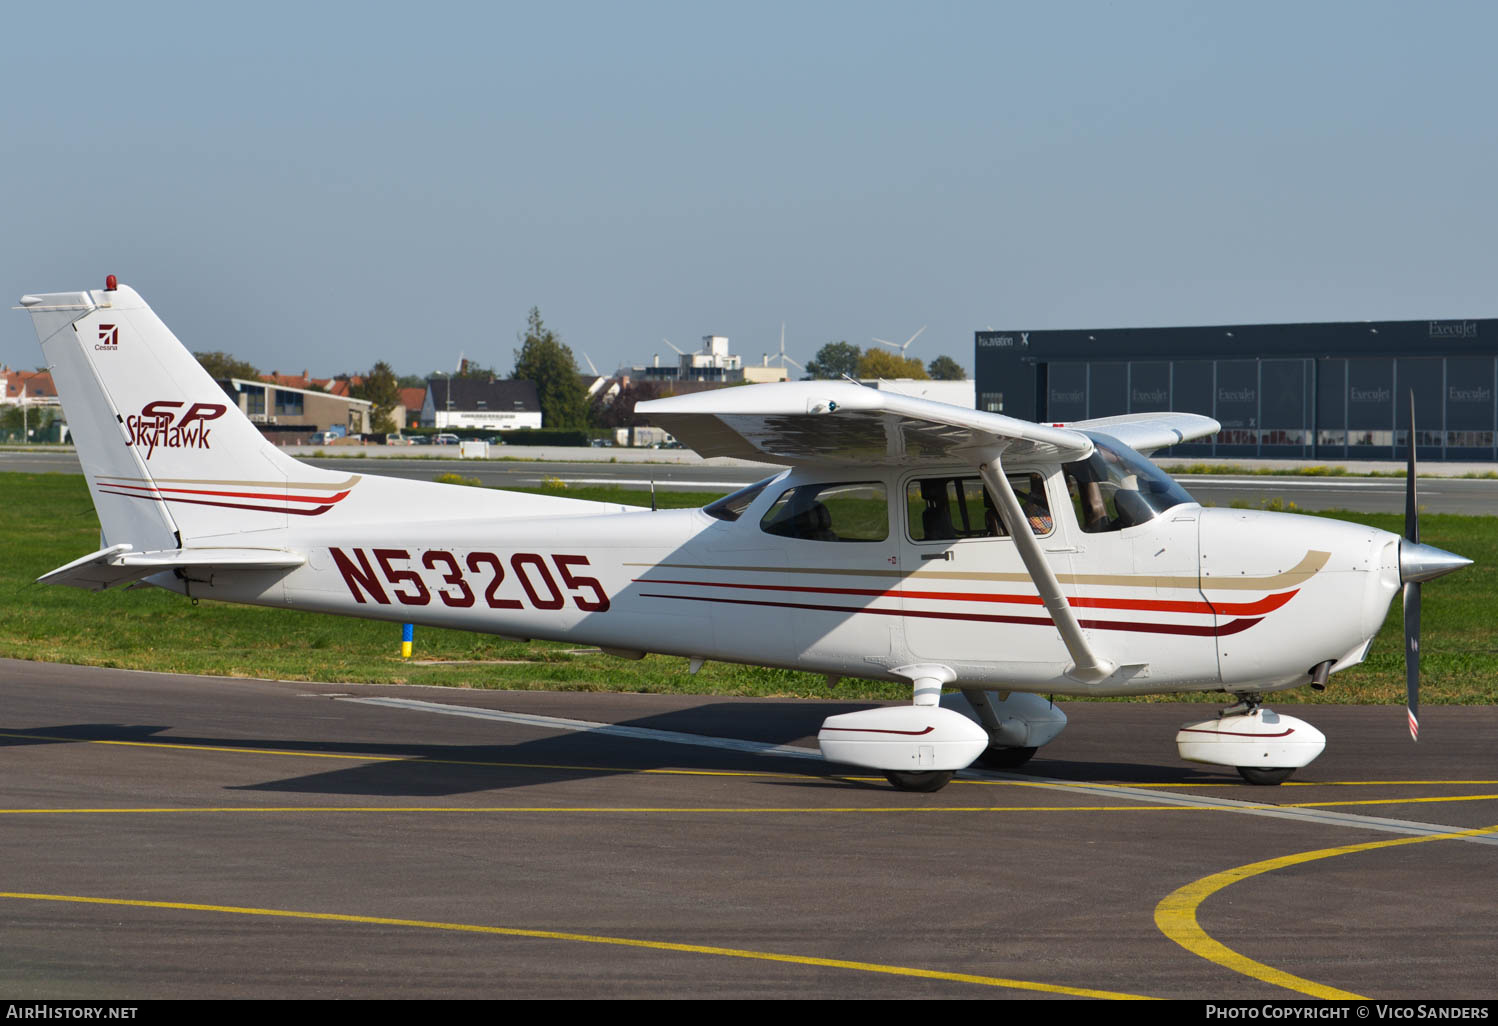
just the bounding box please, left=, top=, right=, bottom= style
left=760, top=482, right=888, bottom=542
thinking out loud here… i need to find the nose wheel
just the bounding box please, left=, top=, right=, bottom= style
left=883, top=770, right=954, bottom=792
left=1236, top=765, right=1295, bottom=785
left=1177, top=694, right=1326, bottom=785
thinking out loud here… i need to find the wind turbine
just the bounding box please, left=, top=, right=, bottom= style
left=771, top=322, right=804, bottom=374
left=872, top=325, right=927, bottom=354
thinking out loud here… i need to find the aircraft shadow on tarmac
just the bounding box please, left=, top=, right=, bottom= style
left=3, top=704, right=1241, bottom=796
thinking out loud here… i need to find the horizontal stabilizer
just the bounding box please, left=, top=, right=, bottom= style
left=38, top=543, right=306, bottom=591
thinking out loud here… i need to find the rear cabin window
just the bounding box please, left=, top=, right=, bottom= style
left=906, top=474, right=1053, bottom=542
left=759, top=482, right=889, bottom=542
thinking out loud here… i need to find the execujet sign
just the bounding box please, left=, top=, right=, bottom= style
left=1429, top=321, right=1479, bottom=339
left=1449, top=385, right=1492, bottom=403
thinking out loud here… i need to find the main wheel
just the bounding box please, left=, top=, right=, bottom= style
left=883, top=770, right=954, bottom=792
left=1237, top=766, right=1295, bottom=786
left=976, top=746, right=1037, bottom=769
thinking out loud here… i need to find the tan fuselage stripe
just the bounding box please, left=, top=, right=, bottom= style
left=628, top=550, right=1331, bottom=591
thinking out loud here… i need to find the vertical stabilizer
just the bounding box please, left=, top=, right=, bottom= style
left=21, top=281, right=346, bottom=546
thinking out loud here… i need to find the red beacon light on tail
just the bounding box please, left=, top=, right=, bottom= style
left=104, top=275, right=117, bottom=292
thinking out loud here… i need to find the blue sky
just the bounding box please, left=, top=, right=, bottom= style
left=3, top=1, right=1494, bottom=380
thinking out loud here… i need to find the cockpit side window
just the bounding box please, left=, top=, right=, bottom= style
left=906, top=474, right=1053, bottom=541
left=1063, top=434, right=1196, bottom=533
left=760, top=482, right=889, bottom=542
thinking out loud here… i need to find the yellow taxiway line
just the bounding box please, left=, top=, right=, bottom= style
left=0, top=890, right=1152, bottom=1000
left=1155, top=822, right=1498, bottom=999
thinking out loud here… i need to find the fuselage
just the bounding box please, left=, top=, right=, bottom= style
left=153, top=460, right=1403, bottom=698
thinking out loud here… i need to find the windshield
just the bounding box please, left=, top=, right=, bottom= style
left=1062, top=433, right=1197, bottom=533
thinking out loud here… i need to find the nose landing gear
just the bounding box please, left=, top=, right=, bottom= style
left=1176, top=693, right=1327, bottom=786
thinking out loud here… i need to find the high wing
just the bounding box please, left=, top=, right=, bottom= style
left=636, top=381, right=1093, bottom=466
left=1061, top=412, right=1221, bottom=456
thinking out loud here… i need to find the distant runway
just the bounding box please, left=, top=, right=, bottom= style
left=3, top=449, right=1496, bottom=513
left=2, top=658, right=1495, bottom=999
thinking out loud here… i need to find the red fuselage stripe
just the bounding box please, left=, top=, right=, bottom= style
left=1178, top=727, right=1297, bottom=739
left=96, top=480, right=351, bottom=505
left=635, top=578, right=1296, bottom=617
left=638, top=592, right=1262, bottom=637
left=821, top=726, right=937, bottom=736
left=98, top=489, right=335, bottom=517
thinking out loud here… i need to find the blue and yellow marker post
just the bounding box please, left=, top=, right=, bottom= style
left=401, top=623, right=414, bottom=659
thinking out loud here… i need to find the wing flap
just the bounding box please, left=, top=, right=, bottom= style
left=38, top=544, right=306, bottom=591
left=638, top=382, right=1093, bottom=466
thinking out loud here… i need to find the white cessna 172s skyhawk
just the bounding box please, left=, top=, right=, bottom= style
left=22, top=278, right=1472, bottom=791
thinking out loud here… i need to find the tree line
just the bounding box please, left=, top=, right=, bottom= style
left=803, top=341, right=966, bottom=382
left=194, top=314, right=968, bottom=433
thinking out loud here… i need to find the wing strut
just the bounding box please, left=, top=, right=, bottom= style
left=978, top=452, right=1117, bottom=685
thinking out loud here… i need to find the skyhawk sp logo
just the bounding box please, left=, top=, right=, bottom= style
left=95, top=324, right=118, bottom=351
left=124, top=400, right=227, bottom=458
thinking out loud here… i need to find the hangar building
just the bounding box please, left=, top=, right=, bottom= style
left=974, top=318, right=1496, bottom=461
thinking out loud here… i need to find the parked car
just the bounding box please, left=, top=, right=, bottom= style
left=433, top=433, right=461, bottom=445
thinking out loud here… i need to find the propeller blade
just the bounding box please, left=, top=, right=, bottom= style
left=1395, top=391, right=1473, bottom=739
left=1404, top=389, right=1419, bottom=740
left=1405, top=391, right=1418, bottom=545
left=1404, top=579, right=1420, bottom=741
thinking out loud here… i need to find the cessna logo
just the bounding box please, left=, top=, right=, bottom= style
left=95, top=324, right=118, bottom=351
left=124, top=400, right=227, bottom=458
